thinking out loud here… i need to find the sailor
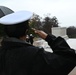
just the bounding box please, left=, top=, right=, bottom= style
left=0, top=10, right=76, bottom=75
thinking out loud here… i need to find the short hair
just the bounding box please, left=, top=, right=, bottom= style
left=4, top=20, right=29, bottom=38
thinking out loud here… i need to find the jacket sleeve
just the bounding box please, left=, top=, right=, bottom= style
left=45, top=35, right=76, bottom=58
left=31, top=35, right=76, bottom=75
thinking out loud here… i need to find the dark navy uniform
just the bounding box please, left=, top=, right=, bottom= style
left=0, top=34, right=76, bottom=75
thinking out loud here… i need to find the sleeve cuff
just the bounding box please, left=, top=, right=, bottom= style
left=45, top=34, right=56, bottom=45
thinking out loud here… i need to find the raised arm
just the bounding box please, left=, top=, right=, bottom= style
left=32, top=28, right=76, bottom=58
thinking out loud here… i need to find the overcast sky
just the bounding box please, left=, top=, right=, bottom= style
left=0, top=0, right=76, bottom=27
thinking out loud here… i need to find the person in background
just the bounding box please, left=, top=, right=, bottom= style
left=29, top=34, right=34, bottom=45
left=0, top=10, right=76, bottom=75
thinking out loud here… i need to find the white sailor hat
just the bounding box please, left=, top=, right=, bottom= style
left=0, top=10, right=33, bottom=25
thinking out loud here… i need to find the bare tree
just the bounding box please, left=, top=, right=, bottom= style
left=42, top=15, right=59, bottom=34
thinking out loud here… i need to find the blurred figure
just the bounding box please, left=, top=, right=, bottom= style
left=29, top=34, right=34, bottom=44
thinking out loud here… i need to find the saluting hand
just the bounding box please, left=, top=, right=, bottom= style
left=32, top=28, right=48, bottom=39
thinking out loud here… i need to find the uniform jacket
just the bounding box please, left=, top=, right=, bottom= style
left=0, top=35, right=76, bottom=75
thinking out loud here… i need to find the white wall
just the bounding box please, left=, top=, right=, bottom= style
left=52, top=27, right=68, bottom=39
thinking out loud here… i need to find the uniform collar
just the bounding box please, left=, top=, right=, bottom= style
left=1, top=37, right=32, bottom=46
